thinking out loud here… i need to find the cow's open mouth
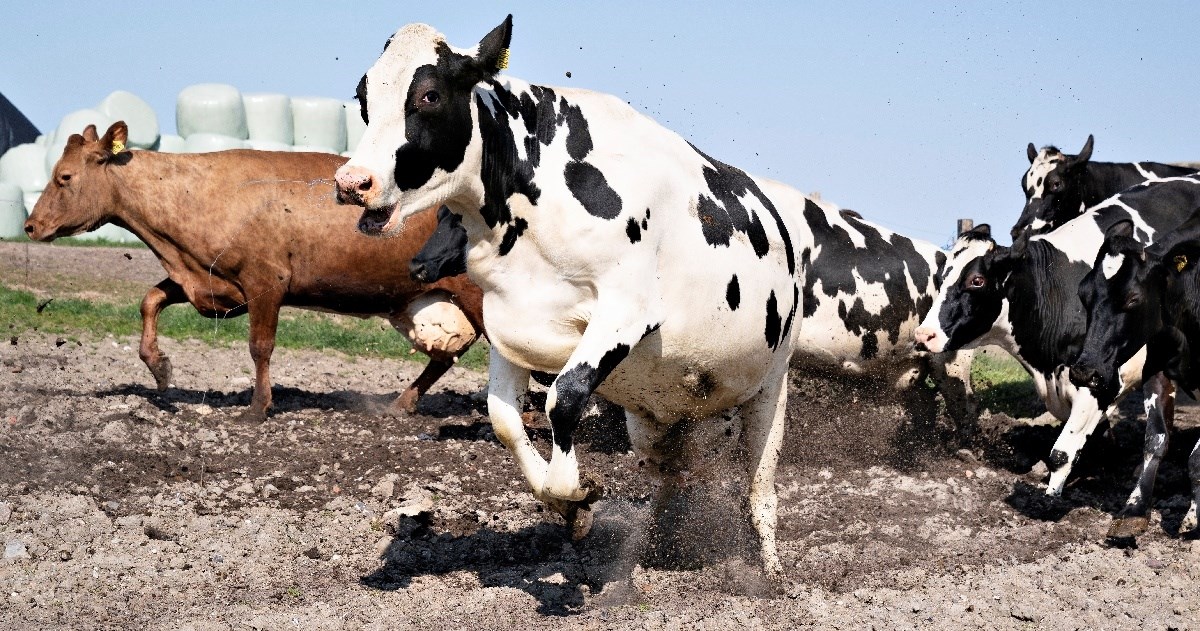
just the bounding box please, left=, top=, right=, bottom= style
left=358, top=205, right=396, bottom=235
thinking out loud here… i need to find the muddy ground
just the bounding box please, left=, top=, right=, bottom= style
left=3, top=241, right=1200, bottom=630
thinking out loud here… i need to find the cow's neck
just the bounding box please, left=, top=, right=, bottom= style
left=1003, top=242, right=1086, bottom=373
left=104, top=151, right=219, bottom=263
left=1082, top=162, right=1153, bottom=209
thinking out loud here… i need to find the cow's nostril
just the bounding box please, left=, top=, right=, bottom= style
left=24, top=223, right=33, bottom=234
left=357, top=177, right=373, bottom=192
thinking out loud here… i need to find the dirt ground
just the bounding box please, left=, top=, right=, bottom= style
left=3, top=241, right=1200, bottom=630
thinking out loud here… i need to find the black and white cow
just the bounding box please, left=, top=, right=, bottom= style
left=411, top=201, right=978, bottom=421
left=333, top=16, right=816, bottom=576
left=1014, top=134, right=1197, bottom=239
left=1070, top=214, right=1200, bottom=537
left=914, top=174, right=1200, bottom=495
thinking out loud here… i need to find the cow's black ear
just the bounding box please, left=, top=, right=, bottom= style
left=962, top=223, right=991, bottom=239
left=1074, top=134, right=1094, bottom=164
left=1010, top=226, right=1031, bottom=258
left=475, top=15, right=513, bottom=75
left=1105, top=219, right=1134, bottom=240
left=1027, top=143, right=1038, bottom=163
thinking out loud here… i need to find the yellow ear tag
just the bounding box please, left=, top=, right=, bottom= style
left=496, top=48, right=510, bottom=70
left=111, top=140, right=125, bottom=154
left=1175, top=254, right=1188, bottom=272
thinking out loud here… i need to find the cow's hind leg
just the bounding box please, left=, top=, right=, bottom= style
left=241, top=295, right=282, bottom=422
left=740, top=366, right=788, bottom=578
left=1181, top=419, right=1200, bottom=533
left=392, top=356, right=455, bottom=414
left=139, top=279, right=187, bottom=390
left=1109, top=373, right=1175, bottom=540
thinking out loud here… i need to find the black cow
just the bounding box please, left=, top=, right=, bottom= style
left=1071, top=214, right=1200, bottom=537
left=914, top=175, right=1200, bottom=495
left=409, top=206, right=468, bottom=283
left=1014, top=135, right=1197, bottom=240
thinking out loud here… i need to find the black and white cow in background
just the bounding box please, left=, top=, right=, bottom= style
left=412, top=201, right=978, bottom=423
left=1070, top=214, right=1200, bottom=538
left=333, top=16, right=818, bottom=576
left=914, top=174, right=1200, bottom=496
left=1013, top=134, right=1197, bottom=240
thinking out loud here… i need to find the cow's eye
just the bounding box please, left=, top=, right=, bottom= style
left=421, top=90, right=440, bottom=105
left=1124, top=294, right=1141, bottom=310
left=58, top=173, right=72, bottom=186
left=1049, top=180, right=1062, bottom=192
left=966, top=274, right=986, bottom=289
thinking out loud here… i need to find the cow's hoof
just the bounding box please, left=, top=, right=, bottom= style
left=238, top=406, right=268, bottom=423
left=1106, top=515, right=1149, bottom=541
left=567, top=502, right=594, bottom=541
left=149, top=357, right=173, bottom=391
left=390, top=390, right=419, bottom=416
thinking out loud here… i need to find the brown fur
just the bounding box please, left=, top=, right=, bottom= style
left=25, top=122, right=483, bottom=420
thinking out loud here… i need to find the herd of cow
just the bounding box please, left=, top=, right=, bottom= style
left=17, top=16, right=1200, bottom=580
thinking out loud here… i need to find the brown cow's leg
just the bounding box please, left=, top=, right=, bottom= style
left=139, top=279, right=187, bottom=391
left=242, top=297, right=282, bottom=422
left=392, top=356, right=455, bottom=414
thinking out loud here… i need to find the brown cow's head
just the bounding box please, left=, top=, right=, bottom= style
left=24, top=121, right=131, bottom=241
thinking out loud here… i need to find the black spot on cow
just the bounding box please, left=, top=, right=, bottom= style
left=933, top=251, right=948, bottom=291
left=626, top=216, right=642, bottom=243
left=641, top=208, right=650, bottom=230
left=689, top=144, right=795, bottom=274
left=764, top=291, right=782, bottom=349
left=782, top=283, right=799, bottom=342
left=800, top=248, right=817, bottom=318
left=559, top=99, right=593, bottom=161
left=564, top=161, right=622, bottom=219
left=726, top=275, right=740, bottom=310
left=498, top=217, right=528, bottom=256
left=860, top=331, right=879, bottom=360
left=392, top=51, right=486, bottom=192
left=355, top=75, right=369, bottom=124
left=475, top=84, right=546, bottom=228
left=550, top=343, right=631, bottom=453
left=801, top=200, right=932, bottom=344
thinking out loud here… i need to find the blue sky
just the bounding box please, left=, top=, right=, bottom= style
left=3, top=2, right=1197, bottom=246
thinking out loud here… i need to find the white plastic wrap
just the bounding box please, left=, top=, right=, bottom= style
left=0, top=143, right=49, bottom=193
left=291, top=97, right=347, bottom=154
left=0, top=182, right=26, bottom=238
left=291, top=144, right=339, bottom=155
left=243, top=93, right=293, bottom=145
left=155, top=134, right=187, bottom=153
left=344, top=100, right=366, bottom=153
left=176, top=84, right=249, bottom=140
left=97, top=90, right=160, bottom=149
left=45, top=109, right=115, bottom=175
left=184, top=133, right=248, bottom=154
left=246, top=139, right=292, bottom=152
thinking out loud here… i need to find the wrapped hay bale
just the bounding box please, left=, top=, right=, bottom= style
left=344, top=100, right=366, bottom=153
left=0, top=182, right=26, bottom=238
left=45, top=109, right=115, bottom=175
left=291, top=144, right=339, bottom=155
left=177, top=83, right=248, bottom=140
left=391, top=291, right=478, bottom=359
left=155, top=134, right=187, bottom=153
left=0, top=143, right=48, bottom=193
left=243, top=93, right=293, bottom=145
left=184, top=133, right=247, bottom=153
left=291, top=97, right=346, bottom=154
left=246, top=139, right=292, bottom=152
left=97, top=90, right=160, bottom=149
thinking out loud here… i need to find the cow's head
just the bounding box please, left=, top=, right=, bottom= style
left=1071, top=215, right=1200, bottom=402
left=24, top=122, right=132, bottom=241
left=1011, top=135, right=1094, bottom=240
left=409, top=205, right=468, bottom=283
left=335, top=16, right=513, bottom=236
left=914, top=224, right=1016, bottom=353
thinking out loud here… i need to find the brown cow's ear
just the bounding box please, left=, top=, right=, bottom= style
left=82, top=125, right=100, bottom=142
left=98, top=121, right=130, bottom=160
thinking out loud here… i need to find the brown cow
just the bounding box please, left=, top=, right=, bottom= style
left=24, top=121, right=483, bottom=420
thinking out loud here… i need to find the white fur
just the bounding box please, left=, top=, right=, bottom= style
left=1101, top=253, right=1124, bottom=280
left=1024, top=149, right=1064, bottom=200
left=913, top=235, right=996, bottom=353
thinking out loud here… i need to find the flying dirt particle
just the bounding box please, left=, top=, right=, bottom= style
left=55, top=337, right=66, bottom=347
left=565, top=71, right=572, bottom=78
left=36, top=298, right=53, bottom=313
left=9, top=336, right=16, bottom=345
left=123, top=253, right=132, bottom=260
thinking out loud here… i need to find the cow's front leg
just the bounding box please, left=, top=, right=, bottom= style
left=1181, top=417, right=1200, bottom=533
left=139, top=279, right=187, bottom=390
left=1045, top=386, right=1103, bottom=496
left=242, top=296, right=282, bottom=422
left=486, top=347, right=550, bottom=492
left=543, top=316, right=660, bottom=503
left=1108, top=373, right=1175, bottom=539
left=740, top=366, right=788, bottom=578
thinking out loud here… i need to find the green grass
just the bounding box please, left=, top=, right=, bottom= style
left=970, top=349, right=1039, bottom=417
left=1, top=235, right=148, bottom=248
left=0, top=284, right=488, bottom=370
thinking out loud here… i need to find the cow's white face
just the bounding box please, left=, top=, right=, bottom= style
left=913, top=227, right=1004, bottom=353
left=1023, top=148, right=1065, bottom=203
left=336, top=17, right=513, bottom=236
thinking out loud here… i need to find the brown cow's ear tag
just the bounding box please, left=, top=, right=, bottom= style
left=1175, top=254, right=1189, bottom=272
left=111, top=140, right=125, bottom=155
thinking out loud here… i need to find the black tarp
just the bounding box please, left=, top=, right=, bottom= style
left=0, top=92, right=40, bottom=156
